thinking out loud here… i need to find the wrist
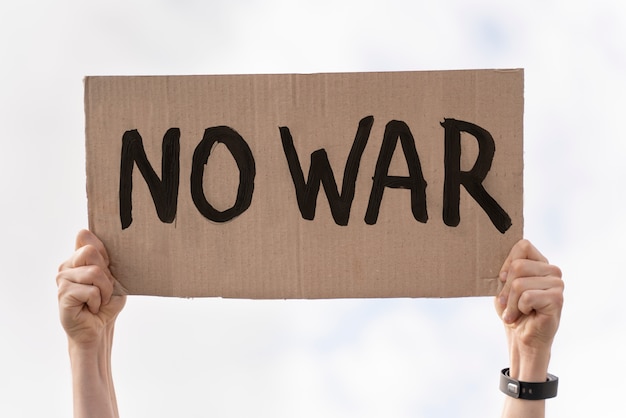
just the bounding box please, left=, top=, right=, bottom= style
left=68, top=343, right=110, bottom=373
left=508, top=341, right=551, bottom=382
left=68, top=321, right=115, bottom=377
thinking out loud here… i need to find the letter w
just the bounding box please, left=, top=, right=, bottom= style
left=279, top=116, right=374, bottom=226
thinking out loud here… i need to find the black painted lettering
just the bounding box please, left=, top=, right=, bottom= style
left=365, top=120, right=428, bottom=225
left=119, top=128, right=180, bottom=229
left=190, top=126, right=256, bottom=223
left=441, top=118, right=512, bottom=233
left=279, top=116, right=374, bottom=226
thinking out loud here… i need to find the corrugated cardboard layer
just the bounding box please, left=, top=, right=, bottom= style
left=85, top=69, right=523, bottom=298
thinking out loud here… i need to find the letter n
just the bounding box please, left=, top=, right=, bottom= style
left=119, top=128, right=180, bottom=229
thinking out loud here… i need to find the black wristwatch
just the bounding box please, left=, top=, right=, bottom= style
left=499, top=368, right=558, bottom=400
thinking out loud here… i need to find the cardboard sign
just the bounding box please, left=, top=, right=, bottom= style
left=85, top=70, right=523, bottom=299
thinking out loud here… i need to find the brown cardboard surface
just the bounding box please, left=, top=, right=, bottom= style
left=85, top=69, right=523, bottom=298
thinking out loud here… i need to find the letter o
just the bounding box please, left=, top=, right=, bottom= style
left=190, top=126, right=256, bottom=222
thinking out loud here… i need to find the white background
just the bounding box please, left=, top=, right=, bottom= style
left=1, top=1, right=624, bottom=416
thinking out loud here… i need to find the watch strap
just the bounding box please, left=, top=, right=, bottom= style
left=499, top=368, right=558, bottom=400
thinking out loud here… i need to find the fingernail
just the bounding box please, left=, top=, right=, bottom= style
left=499, top=271, right=508, bottom=282
left=499, top=295, right=507, bottom=307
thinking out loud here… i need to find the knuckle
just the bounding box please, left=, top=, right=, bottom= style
left=508, top=259, right=525, bottom=276
left=55, top=271, right=64, bottom=288
left=56, top=277, right=68, bottom=296
left=554, top=291, right=564, bottom=309
left=509, top=276, right=526, bottom=294
left=517, top=290, right=531, bottom=306
left=87, top=284, right=101, bottom=298
left=81, top=244, right=99, bottom=259
left=83, top=264, right=103, bottom=279
left=56, top=279, right=74, bottom=303
left=549, top=264, right=563, bottom=279
left=517, top=239, right=532, bottom=251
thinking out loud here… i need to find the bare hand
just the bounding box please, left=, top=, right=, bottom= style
left=496, top=239, right=563, bottom=352
left=57, top=230, right=126, bottom=346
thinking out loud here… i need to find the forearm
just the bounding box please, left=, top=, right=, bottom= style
left=68, top=325, right=119, bottom=418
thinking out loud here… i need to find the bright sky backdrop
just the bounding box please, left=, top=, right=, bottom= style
left=1, top=1, right=625, bottom=417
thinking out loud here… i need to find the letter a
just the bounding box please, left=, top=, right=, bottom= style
left=365, top=120, right=428, bottom=225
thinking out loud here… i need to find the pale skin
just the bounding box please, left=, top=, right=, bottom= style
left=57, top=231, right=563, bottom=418
left=496, top=239, right=564, bottom=418
left=57, top=230, right=126, bottom=418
